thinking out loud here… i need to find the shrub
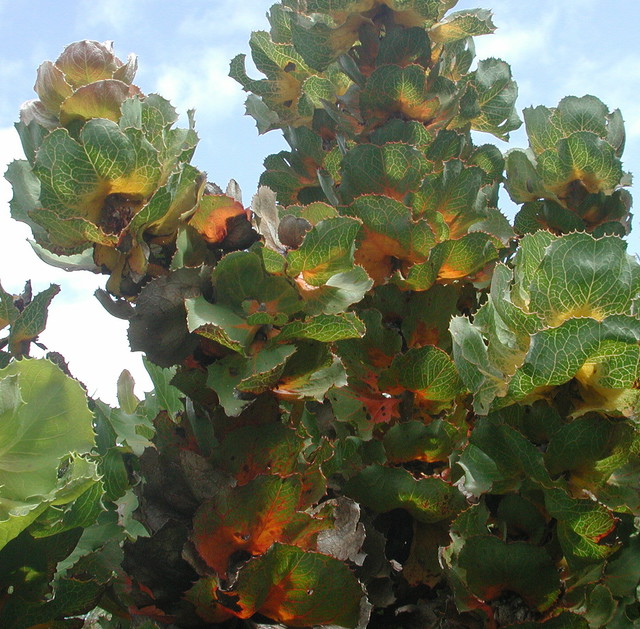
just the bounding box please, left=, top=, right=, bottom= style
left=1, top=3, right=639, bottom=628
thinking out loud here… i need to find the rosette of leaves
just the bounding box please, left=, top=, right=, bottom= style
left=0, top=280, right=59, bottom=363
left=452, top=231, right=640, bottom=416
left=6, top=41, right=202, bottom=296
left=232, top=0, right=519, bottom=291
left=449, top=231, right=640, bottom=624
left=19, top=40, right=139, bottom=131
left=504, top=95, right=632, bottom=237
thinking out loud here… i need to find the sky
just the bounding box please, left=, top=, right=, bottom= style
left=0, top=0, right=638, bottom=403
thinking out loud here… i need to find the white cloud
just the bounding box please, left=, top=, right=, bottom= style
left=177, top=0, right=273, bottom=38
left=39, top=293, right=152, bottom=404
left=75, top=0, right=139, bottom=32
left=561, top=53, right=640, bottom=136
left=154, top=48, right=245, bottom=121
left=472, top=11, right=556, bottom=67
left=0, top=126, right=151, bottom=404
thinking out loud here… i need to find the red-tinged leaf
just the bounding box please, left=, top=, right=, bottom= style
left=347, top=199, right=436, bottom=284
left=358, top=392, right=400, bottom=424
left=129, top=604, right=177, bottom=622
left=59, top=79, right=138, bottom=125
left=189, top=194, right=251, bottom=244
left=55, top=40, right=121, bottom=87
left=360, top=64, right=440, bottom=126
left=212, top=423, right=304, bottom=485
left=192, top=475, right=331, bottom=578
left=223, top=543, right=364, bottom=627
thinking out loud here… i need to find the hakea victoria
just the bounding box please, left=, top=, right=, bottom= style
left=1, top=1, right=640, bottom=629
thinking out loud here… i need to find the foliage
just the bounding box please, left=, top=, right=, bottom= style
left=2, top=2, right=639, bottom=628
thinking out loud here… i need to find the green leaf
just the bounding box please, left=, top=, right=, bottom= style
left=93, top=399, right=154, bottom=456
left=450, top=312, right=508, bottom=414
left=605, top=535, right=640, bottom=597
left=340, top=194, right=436, bottom=284
left=116, top=369, right=139, bottom=414
left=532, top=233, right=639, bottom=324
left=29, top=209, right=119, bottom=250
left=275, top=344, right=347, bottom=401
left=429, top=9, right=496, bottom=43
left=227, top=543, right=364, bottom=628
left=379, top=345, right=462, bottom=406
left=525, top=96, right=612, bottom=155
left=520, top=96, right=626, bottom=198
left=377, top=26, right=431, bottom=67
left=370, top=119, right=433, bottom=149
left=0, top=283, right=19, bottom=331
left=215, top=250, right=302, bottom=315
left=188, top=251, right=302, bottom=353
left=34, top=128, right=102, bottom=217
left=0, top=359, right=95, bottom=550
left=98, top=448, right=130, bottom=501
left=463, top=414, right=551, bottom=493
left=538, top=131, right=623, bottom=195
left=5, top=159, right=42, bottom=230
left=346, top=464, right=465, bottom=523
left=340, top=143, right=428, bottom=201
left=142, top=356, right=183, bottom=419
left=186, top=296, right=258, bottom=355
left=545, top=487, right=619, bottom=568
left=298, top=266, right=373, bottom=315
left=506, top=315, right=640, bottom=406
left=206, top=346, right=296, bottom=415
left=278, top=312, right=365, bottom=342
left=0, top=528, right=116, bottom=628
left=402, top=231, right=499, bottom=289
left=504, top=149, right=547, bottom=203
left=412, top=159, right=485, bottom=238
left=383, top=419, right=458, bottom=463
left=287, top=217, right=361, bottom=286
left=29, top=480, right=104, bottom=538
left=291, top=13, right=363, bottom=71
left=544, top=414, right=632, bottom=476
left=80, top=117, right=138, bottom=181
left=212, top=422, right=304, bottom=484
left=458, top=535, right=561, bottom=610
left=459, top=58, right=521, bottom=140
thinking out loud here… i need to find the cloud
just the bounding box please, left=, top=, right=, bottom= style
left=153, top=47, right=245, bottom=121
left=560, top=53, right=640, bottom=136
left=39, top=292, right=152, bottom=404
left=472, top=11, right=556, bottom=67
left=75, top=0, right=140, bottom=32
left=0, top=126, right=151, bottom=403
left=177, top=0, right=273, bottom=38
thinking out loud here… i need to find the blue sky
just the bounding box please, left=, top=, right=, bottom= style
left=0, top=0, right=638, bottom=402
